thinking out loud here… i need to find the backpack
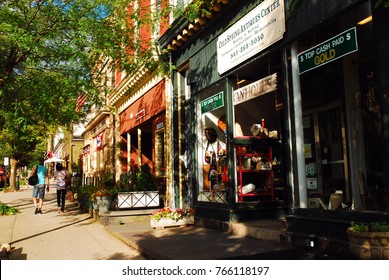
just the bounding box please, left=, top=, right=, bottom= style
left=28, top=166, right=38, bottom=186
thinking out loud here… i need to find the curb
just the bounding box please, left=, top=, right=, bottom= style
left=104, top=226, right=168, bottom=260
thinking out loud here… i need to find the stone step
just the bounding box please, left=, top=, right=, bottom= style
left=94, top=208, right=156, bottom=226
left=95, top=209, right=290, bottom=244
left=229, top=219, right=290, bottom=244
left=196, top=217, right=290, bottom=244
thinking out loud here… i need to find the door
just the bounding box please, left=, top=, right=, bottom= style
left=303, top=105, right=349, bottom=208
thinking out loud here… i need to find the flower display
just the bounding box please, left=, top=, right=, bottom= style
left=150, top=207, right=195, bottom=222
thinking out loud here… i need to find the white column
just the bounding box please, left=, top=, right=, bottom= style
left=137, top=128, right=142, bottom=168
left=127, top=132, right=131, bottom=171
left=291, top=42, right=308, bottom=208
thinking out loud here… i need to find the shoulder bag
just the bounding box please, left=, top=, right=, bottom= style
left=64, top=172, right=71, bottom=187
left=28, top=166, right=38, bottom=186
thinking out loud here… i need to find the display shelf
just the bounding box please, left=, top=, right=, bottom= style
left=235, top=138, right=275, bottom=202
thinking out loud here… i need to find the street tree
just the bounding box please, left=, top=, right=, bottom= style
left=0, top=0, right=223, bottom=189
left=0, top=0, right=127, bottom=188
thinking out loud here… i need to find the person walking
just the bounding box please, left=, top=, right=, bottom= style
left=30, top=158, right=49, bottom=214
left=54, top=163, right=69, bottom=214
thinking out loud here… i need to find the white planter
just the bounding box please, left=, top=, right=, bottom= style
left=117, top=191, right=159, bottom=208
left=150, top=216, right=195, bottom=229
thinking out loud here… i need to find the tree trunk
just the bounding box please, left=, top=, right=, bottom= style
left=9, top=158, right=19, bottom=191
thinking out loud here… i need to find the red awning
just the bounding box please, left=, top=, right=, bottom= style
left=120, top=80, right=166, bottom=135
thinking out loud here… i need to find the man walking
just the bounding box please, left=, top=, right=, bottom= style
left=30, top=158, right=49, bottom=214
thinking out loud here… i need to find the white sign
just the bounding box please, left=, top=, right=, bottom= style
left=217, top=0, right=285, bottom=75
left=4, top=157, right=9, bottom=166
left=307, top=178, right=318, bottom=190
left=233, top=73, right=277, bottom=105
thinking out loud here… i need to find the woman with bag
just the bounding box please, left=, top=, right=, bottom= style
left=54, top=163, right=69, bottom=214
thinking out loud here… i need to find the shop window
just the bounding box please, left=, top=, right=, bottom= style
left=84, top=154, right=90, bottom=173
left=233, top=74, right=284, bottom=203
left=178, top=65, right=191, bottom=100
left=296, top=1, right=388, bottom=212
left=197, top=87, right=228, bottom=204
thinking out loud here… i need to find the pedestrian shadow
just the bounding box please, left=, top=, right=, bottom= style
left=10, top=195, right=93, bottom=246
left=6, top=192, right=58, bottom=211
left=10, top=215, right=93, bottom=245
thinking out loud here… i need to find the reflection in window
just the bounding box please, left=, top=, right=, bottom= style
left=197, top=90, right=228, bottom=204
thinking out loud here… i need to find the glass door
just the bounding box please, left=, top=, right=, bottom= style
left=304, top=105, right=349, bottom=208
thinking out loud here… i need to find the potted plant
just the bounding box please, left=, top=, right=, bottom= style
left=94, top=173, right=117, bottom=213
left=77, top=184, right=97, bottom=212
left=347, top=221, right=389, bottom=260
left=116, top=164, right=160, bottom=209
left=150, top=207, right=195, bottom=229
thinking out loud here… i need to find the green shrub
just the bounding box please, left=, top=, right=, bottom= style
left=0, top=202, right=19, bottom=215
left=350, top=221, right=389, bottom=232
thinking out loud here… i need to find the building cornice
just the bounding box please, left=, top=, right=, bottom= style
left=159, top=0, right=230, bottom=51
left=83, top=109, right=111, bottom=134
left=117, top=73, right=165, bottom=115
left=109, top=63, right=152, bottom=107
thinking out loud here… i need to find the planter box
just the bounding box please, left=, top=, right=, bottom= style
left=117, top=191, right=159, bottom=209
left=347, top=228, right=389, bottom=259
left=95, top=195, right=113, bottom=213
left=150, top=216, right=194, bottom=229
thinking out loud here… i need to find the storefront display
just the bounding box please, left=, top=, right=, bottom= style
left=158, top=0, right=389, bottom=255
left=235, top=137, right=275, bottom=202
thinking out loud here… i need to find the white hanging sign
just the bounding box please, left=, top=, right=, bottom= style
left=217, top=0, right=285, bottom=75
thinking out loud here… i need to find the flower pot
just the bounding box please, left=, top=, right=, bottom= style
left=150, top=216, right=194, bottom=229
left=347, top=227, right=389, bottom=259
left=95, top=195, right=113, bottom=213
left=117, top=191, right=159, bottom=208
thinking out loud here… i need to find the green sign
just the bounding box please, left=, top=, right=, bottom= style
left=298, top=27, right=358, bottom=74
left=201, top=91, right=224, bottom=114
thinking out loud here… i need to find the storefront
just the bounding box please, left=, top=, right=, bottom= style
left=195, top=75, right=287, bottom=221
left=284, top=0, right=389, bottom=254
left=160, top=0, right=289, bottom=221
left=81, top=110, right=114, bottom=185
left=119, top=79, right=167, bottom=197
left=159, top=0, right=389, bottom=252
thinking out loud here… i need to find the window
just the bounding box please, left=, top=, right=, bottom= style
left=197, top=83, right=228, bottom=204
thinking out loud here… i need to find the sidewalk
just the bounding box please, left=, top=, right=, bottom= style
left=104, top=220, right=314, bottom=260
left=1, top=184, right=352, bottom=260
left=0, top=185, right=143, bottom=260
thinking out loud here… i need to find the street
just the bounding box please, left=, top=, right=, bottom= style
left=0, top=185, right=144, bottom=260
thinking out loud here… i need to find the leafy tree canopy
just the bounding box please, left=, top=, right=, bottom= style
left=0, top=0, right=156, bottom=163
left=0, top=0, right=213, bottom=164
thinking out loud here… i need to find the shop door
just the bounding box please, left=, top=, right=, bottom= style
left=303, top=105, right=349, bottom=208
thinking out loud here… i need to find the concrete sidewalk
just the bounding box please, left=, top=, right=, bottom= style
left=104, top=220, right=314, bottom=260
left=0, top=185, right=143, bottom=260
left=1, top=184, right=352, bottom=260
